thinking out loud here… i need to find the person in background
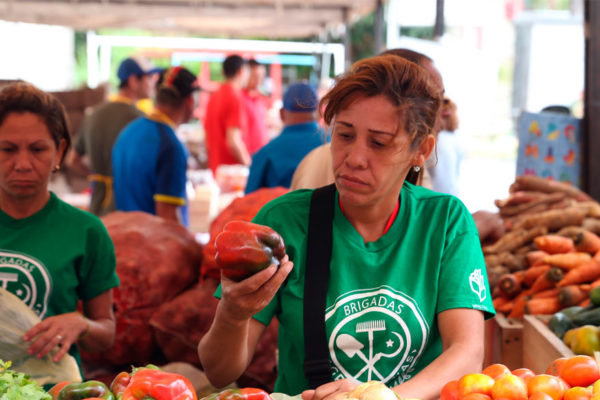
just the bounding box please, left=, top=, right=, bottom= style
left=0, top=82, right=118, bottom=373
left=68, top=56, right=159, bottom=216
left=244, top=82, right=327, bottom=194
left=198, top=55, right=495, bottom=400
left=112, top=66, right=199, bottom=226
left=428, top=96, right=464, bottom=197
left=242, top=59, right=270, bottom=155
left=290, top=48, right=505, bottom=244
left=204, top=54, right=251, bottom=174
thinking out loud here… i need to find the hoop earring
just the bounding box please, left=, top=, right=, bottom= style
left=412, top=165, right=421, bottom=173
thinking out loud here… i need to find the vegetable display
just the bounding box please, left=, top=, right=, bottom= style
left=215, top=220, right=286, bottom=281
left=440, top=355, right=600, bottom=400
left=201, top=388, right=272, bottom=400
left=50, top=365, right=197, bottom=400
left=0, top=359, right=51, bottom=400
left=486, top=176, right=600, bottom=318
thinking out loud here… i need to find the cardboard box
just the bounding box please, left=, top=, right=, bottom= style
left=522, top=315, right=573, bottom=374
left=484, top=314, right=523, bottom=370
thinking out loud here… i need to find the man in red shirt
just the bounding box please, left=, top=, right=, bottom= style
left=204, top=54, right=251, bottom=174
left=242, top=59, right=269, bottom=155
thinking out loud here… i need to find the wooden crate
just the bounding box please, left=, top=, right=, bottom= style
left=484, top=314, right=524, bottom=370
left=522, top=315, right=574, bottom=374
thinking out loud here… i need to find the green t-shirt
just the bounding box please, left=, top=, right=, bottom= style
left=0, top=192, right=119, bottom=369
left=251, top=183, right=495, bottom=395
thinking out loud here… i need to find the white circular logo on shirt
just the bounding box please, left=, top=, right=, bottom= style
left=326, top=286, right=429, bottom=386
left=0, top=251, right=51, bottom=318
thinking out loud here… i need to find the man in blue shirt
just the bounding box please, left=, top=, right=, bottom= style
left=112, top=66, right=200, bottom=226
left=245, top=82, right=327, bottom=193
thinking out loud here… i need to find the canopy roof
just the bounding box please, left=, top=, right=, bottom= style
left=0, top=0, right=382, bottom=38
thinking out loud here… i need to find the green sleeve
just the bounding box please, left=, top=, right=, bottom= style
left=77, top=218, right=119, bottom=300
left=437, top=202, right=496, bottom=319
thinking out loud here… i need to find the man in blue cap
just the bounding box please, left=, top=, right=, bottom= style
left=68, top=56, right=159, bottom=216
left=244, top=82, right=327, bottom=194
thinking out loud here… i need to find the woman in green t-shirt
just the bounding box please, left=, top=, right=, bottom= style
left=0, top=82, right=119, bottom=369
left=199, top=56, right=495, bottom=399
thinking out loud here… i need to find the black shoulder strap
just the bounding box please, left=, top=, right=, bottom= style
left=303, top=183, right=337, bottom=389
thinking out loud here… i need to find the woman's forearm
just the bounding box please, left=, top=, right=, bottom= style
left=392, top=341, right=483, bottom=400
left=198, top=303, right=263, bottom=388
left=78, top=315, right=115, bottom=351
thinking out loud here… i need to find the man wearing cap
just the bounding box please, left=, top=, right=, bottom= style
left=244, top=82, right=327, bottom=194
left=68, top=56, right=159, bottom=216
left=204, top=54, right=251, bottom=174
left=112, top=66, right=200, bottom=226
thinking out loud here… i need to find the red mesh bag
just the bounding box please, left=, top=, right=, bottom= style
left=82, top=211, right=203, bottom=367
left=150, top=279, right=220, bottom=365
left=103, top=211, right=203, bottom=311
left=200, top=187, right=288, bottom=280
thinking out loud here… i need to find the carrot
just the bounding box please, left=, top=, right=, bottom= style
left=529, top=288, right=560, bottom=299
left=543, top=252, right=592, bottom=270
left=524, top=297, right=562, bottom=315
left=595, top=250, right=600, bottom=262
left=557, top=259, right=600, bottom=287
left=592, top=276, right=600, bottom=288
left=583, top=218, right=600, bottom=235
left=534, top=235, right=575, bottom=254
left=522, top=264, right=551, bottom=287
left=558, top=284, right=591, bottom=307
left=493, top=296, right=510, bottom=309
left=497, top=272, right=524, bottom=299
left=579, top=298, right=592, bottom=307
left=508, top=294, right=529, bottom=319
left=496, top=300, right=515, bottom=314
left=528, top=267, right=564, bottom=294
left=495, top=191, right=547, bottom=208
left=570, top=230, right=600, bottom=254
left=526, top=250, right=550, bottom=267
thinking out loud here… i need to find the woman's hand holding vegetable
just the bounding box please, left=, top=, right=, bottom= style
left=24, top=290, right=115, bottom=362
left=198, top=255, right=293, bottom=388
left=23, top=312, right=89, bottom=362
left=219, top=254, right=293, bottom=323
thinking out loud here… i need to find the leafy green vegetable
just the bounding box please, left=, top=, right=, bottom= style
left=0, top=360, right=51, bottom=400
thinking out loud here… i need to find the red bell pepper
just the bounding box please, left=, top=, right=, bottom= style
left=109, top=371, right=131, bottom=398
left=203, top=388, right=272, bottom=400
left=121, top=368, right=197, bottom=400
left=215, top=220, right=286, bottom=281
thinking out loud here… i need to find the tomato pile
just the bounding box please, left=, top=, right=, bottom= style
left=441, top=355, right=600, bottom=400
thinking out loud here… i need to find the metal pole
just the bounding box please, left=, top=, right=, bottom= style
left=374, top=0, right=384, bottom=54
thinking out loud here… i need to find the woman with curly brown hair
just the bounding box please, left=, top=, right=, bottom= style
left=199, top=55, right=495, bottom=400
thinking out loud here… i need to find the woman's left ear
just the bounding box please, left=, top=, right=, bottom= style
left=413, top=134, right=436, bottom=167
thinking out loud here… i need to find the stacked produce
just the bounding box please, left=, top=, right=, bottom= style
left=48, top=364, right=197, bottom=399
left=486, top=176, right=600, bottom=318
left=440, top=355, right=600, bottom=400
left=547, top=286, right=600, bottom=355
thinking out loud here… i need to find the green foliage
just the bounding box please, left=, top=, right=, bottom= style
left=0, top=360, right=51, bottom=400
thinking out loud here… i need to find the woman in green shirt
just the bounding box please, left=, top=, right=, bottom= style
left=0, top=82, right=119, bottom=369
left=199, top=55, right=495, bottom=400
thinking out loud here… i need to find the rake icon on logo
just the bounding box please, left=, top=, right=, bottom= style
left=336, top=320, right=404, bottom=381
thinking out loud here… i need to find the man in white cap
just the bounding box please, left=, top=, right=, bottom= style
left=68, top=56, right=159, bottom=216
